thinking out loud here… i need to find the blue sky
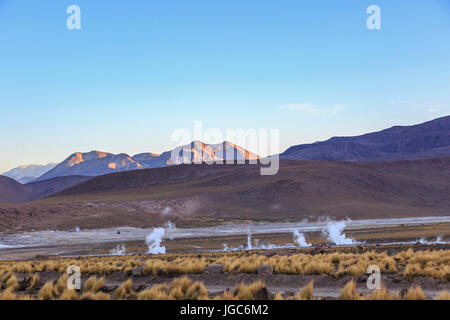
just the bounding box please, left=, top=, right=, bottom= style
left=1, top=0, right=450, bottom=172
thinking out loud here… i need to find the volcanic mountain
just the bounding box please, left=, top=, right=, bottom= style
left=1, top=157, right=450, bottom=231
left=281, top=116, right=450, bottom=161
left=35, top=151, right=142, bottom=182
left=33, top=141, right=259, bottom=181
left=1, top=163, right=57, bottom=184
left=134, top=141, right=260, bottom=167
left=53, top=157, right=450, bottom=219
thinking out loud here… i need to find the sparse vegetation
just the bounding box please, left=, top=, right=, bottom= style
left=0, top=246, right=448, bottom=300
left=435, top=291, right=450, bottom=300
left=338, top=280, right=361, bottom=300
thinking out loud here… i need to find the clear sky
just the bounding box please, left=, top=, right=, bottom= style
left=1, top=0, right=450, bottom=172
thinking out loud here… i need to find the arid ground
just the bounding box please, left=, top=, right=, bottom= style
left=0, top=221, right=449, bottom=300
left=0, top=243, right=449, bottom=300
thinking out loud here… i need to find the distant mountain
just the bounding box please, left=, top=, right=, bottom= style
left=0, top=174, right=93, bottom=202
left=2, top=163, right=57, bottom=184
left=35, top=151, right=142, bottom=182
left=33, top=141, right=259, bottom=181
left=132, top=152, right=165, bottom=168
left=281, top=116, right=450, bottom=162
left=26, top=175, right=93, bottom=201
left=0, top=176, right=31, bottom=202
left=134, top=141, right=259, bottom=167
left=51, top=157, right=450, bottom=225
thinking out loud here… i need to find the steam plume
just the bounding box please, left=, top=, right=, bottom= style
left=146, top=228, right=166, bottom=254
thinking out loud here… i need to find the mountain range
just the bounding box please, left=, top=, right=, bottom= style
left=1, top=116, right=450, bottom=205
left=281, top=115, right=450, bottom=161
left=2, top=163, right=57, bottom=184
left=1, top=157, right=449, bottom=232
left=33, top=141, right=259, bottom=182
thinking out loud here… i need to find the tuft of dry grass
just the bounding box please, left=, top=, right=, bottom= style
left=80, top=292, right=111, bottom=300
left=338, top=280, right=361, bottom=300
left=367, top=285, right=398, bottom=300
left=83, top=276, right=105, bottom=293
left=114, top=279, right=136, bottom=299
left=38, top=282, right=56, bottom=300
left=26, top=274, right=40, bottom=291
left=0, top=287, right=17, bottom=300
left=215, top=280, right=268, bottom=300
left=435, top=291, right=450, bottom=300
left=138, top=284, right=171, bottom=300
left=59, top=289, right=79, bottom=300
left=137, top=277, right=209, bottom=300
left=294, top=281, right=314, bottom=300
left=402, top=286, right=426, bottom=300
left=274, top=292, right=284, bottom=300
left=5, top=274, right=19, bottom=292
left=185, top=281, right=209, bottom=300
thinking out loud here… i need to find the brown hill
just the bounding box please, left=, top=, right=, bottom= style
left=1, top=158, right=450, bottom=232
left=52, top=157, right=450, bottom=220
left=26, top=175, right=93, bottom=201
left=281, top=115, right=450, bottom=161
left=0, top=175, right=92, bottom=202
left=0, top=176, right=31, bottom=202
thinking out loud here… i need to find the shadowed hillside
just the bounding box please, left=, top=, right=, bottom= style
left=1, top=158, right=450, bottom=231
left=0, top=176, right=31, bottom=202
left=281, top=116, right=450, bottom=161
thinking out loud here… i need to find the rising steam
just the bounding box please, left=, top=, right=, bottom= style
left=293, top=230, right=312, bottom=247
left=418, top=235, right=446, bottom=245
left=145, top=228, right=166, bottom=254
left=222, top=229, right=313, bottom=252
left=110, top=244, right=126, bottom=256
left=324, top=220, right=358, bottom=245
left=165, top=221, right=176, bottom=240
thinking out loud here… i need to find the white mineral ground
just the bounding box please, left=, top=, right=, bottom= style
left=0, top=216, right=449, bottom=249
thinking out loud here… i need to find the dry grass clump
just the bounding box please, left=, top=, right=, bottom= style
left=0, top=269, right=13, bottom=284
left=338, top=281, right=427, bottom=301
left=215, top=254, right=269, bottom=274
left=83, top=276, right=105, bottom=293
left=215, top=280, right=268, bottom=300
left=138, top=284, right=171, bottom=300
left=402, top=286, right=426, bottom=300
left=38, top=282, right=57, bottom=300
left=366, top=285, right=398, bottom=300
left=80, top=292, right=111, bottom=300
left=37, top=274, right=75, bottom=300
left=59, top=289, right=79, bottom=300
left=5, top=274, right=19, bottom=291
left=435, top=291, right=450, bottom=300
left=274, top=292, right=284, bottom=300
left=143, top=257, right=206, bottom=276
left=12, top=262, right=33, bottom=273
left=290, top=281, right=314, bottom=300
left=397, top=249, right=450, bottom=281
left=138, top=277, right=209, bottom=300
left=338, top=280, right=361, bottom=300
left=54, top=274, right=69, bottom=295
left=25, top=274, right=40, bottom=291
left=114, top=279, right=137, bottom=299
left=304, top=261, right=335, bottom=275
left=0, top=288, right=17, bottom=300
